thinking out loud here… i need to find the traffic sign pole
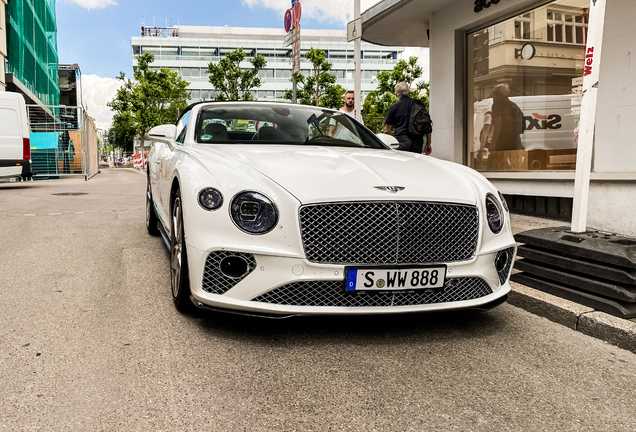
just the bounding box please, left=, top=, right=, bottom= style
left=354, top=0, right=362, bottom=122
left=571, top=0, right=607, bottom=233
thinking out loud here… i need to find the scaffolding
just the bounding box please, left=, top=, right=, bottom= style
left=5, top=0, right=60, bottom=106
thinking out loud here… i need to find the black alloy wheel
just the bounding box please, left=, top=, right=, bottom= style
left=146, top=181, right=160, bottom=236
left=170, top=190, right=193, bottom=312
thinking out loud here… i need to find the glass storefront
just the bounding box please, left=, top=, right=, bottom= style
left=467, top=0, right=589, bottom=172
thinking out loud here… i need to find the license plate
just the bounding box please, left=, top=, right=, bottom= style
left=346, top=266, right=446, bottom=292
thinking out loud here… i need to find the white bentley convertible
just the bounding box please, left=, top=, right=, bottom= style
left=146, top=102, right=516, bottom=316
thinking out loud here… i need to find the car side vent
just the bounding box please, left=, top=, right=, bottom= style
left=202, top=251, right=256, bottom=294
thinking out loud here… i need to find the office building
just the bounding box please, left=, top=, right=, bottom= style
left=131, top=25, right=404, bottom=103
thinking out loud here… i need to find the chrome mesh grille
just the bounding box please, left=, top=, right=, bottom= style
left=299, top=202, right=479, bottom=265
left=252, top=277, right=492, bottom=307
left=496, top=247, right=516, bottom=285
left=202, top=251, right=256, bottom=295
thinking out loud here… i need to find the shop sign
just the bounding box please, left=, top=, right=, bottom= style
left=474, top=0, right=501, bottom=13
left=524, top=114, right=562, bottom=131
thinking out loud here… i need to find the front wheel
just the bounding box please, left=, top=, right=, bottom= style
left=170, top=190, right=193, bottom=312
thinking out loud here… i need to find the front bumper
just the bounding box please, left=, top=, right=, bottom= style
left=187, top=244, right=515, bottom=316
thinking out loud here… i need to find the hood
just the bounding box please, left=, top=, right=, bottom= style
left=193, top=145, right=478, bottom=205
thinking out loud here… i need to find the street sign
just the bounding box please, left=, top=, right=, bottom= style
left=283, top=29, right=294, bottom=47
left=292, top=1, right=302, bottom=28
left=284, top=9, right=292, bottom=33
left=347, top=17, right=362, bottom=42
left=292, top=25, right=301, bottom=74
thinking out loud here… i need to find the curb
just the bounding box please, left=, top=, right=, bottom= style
left=508, top=281, right=636, bottom=354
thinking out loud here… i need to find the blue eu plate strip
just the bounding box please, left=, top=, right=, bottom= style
left=346, top=270, right=357, bottom=291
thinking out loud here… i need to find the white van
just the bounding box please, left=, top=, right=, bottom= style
left=473, top=93, right=581, bottom=152
left=0, top=92, right=32, bottom=179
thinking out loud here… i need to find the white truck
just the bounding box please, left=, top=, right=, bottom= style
left=473, top=93, right=581, bottom=151
left=0, top=92, right=32, bottom=180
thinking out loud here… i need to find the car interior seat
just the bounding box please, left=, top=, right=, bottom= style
left=203, top=123, right=229, bottom=141
left=255, top=125, right=282, bottom=141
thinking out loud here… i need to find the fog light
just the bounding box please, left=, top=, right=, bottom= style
left=495, top=250, right=509, bottom=273
left=220, top=256, right=249, bottom=278
left=198, top=188, right=223, bottom=211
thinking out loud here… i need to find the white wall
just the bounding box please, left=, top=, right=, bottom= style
left=593, top=0, right=636, bottom=174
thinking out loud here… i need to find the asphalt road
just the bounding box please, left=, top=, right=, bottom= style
left=1, top=168, right=636, bottom=431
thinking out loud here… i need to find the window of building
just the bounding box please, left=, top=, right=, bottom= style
left=466, top=0, right=588, bottom=173
left=258, top=69, right=274, bottom=78
left=181, top=68, right=201, bottom=77
left=275, top=69, right=291, bottom=79
left=547, top=8, right=587, bottom=44
left=514, top=13, right=531, bottom=40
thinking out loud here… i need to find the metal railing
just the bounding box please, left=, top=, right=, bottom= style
left=134, top=54, right=398, bottom=65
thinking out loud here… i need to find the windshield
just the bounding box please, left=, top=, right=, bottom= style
left=195, top=103, right=385, bottom=149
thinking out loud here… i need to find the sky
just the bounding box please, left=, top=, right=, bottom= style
left=55, top=0, right=429, bottom=130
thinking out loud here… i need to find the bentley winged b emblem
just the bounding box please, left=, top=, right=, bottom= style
left=374, top=186, right=405, bottom=193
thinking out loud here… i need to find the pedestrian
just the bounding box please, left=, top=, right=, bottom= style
left=328, top=90, right=363, bottom=141
left=383, top=82, right=432, bottom=155
left=490, top=83, right=523, bottom=151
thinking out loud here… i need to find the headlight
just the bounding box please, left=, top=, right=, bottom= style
left=486, top=193, right=503, bottom=234
left=198, top=188, right=223, bottom=210
left=230, top=191, right=278, bottom=234
left=498, top=191, right=509, bottom=212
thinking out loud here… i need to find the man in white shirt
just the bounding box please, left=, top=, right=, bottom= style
left=328, top=91, right=363, bottom=142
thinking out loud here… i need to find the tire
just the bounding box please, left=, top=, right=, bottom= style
left=146, top=181, right=160, bottom=236
left=170, top=190, right=193, bottom=312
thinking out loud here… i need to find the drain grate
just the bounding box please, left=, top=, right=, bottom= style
left=52, top=193, right=88, bottom=196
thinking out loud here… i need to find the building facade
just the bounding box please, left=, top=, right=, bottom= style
left=362, top=0, right=636, bottom=236
left=0, top=0, right=7, bottom=91
left=4, top=0, right=59, bottom=107
left=131, top=25, right=404, bottom=103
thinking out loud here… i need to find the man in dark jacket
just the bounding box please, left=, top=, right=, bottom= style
left=383, top=82, right=432, bottom=155
left=490, top=83, right=523, bottom=151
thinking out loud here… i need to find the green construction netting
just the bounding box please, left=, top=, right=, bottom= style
left=5, top=0, right=59, bottom=106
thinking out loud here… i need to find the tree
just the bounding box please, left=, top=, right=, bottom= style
left=206, top=48, right=267, bottom=101
left=109, top=112, right=136, bottom=154
left=362, top=56, right=430, bottom=133
left=108, top=52, right=190, bottom=142
left=284, top=48, right=343, bottom=107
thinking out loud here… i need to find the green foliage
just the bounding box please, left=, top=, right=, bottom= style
left=107, top=112, right=135, bottom=153
left=108, top=52, right=190, bottom=141
left=284, top=48, right=342, bottom=107
left=206, top=48, right=267, bottom=101
left=362, top=56, right=430, bottom=133
left=321, top=85, right=347, bottom=109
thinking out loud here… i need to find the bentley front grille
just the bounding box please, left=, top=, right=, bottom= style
left=202, top=251, right=257, bottom=295
left=299, top=202, right=479, bottom=265
left=252, top=277, right=492, bottom=307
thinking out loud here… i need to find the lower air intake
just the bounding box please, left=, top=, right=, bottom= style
left=252, top=277, right=492, bottom=307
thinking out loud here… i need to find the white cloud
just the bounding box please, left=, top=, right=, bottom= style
left=61, top=0, right=117, bottom=10
left=81, top=75, right=123, bottom=130
left=242, top=0, right=378, bottom=26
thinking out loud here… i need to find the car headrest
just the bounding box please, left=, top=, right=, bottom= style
left=203, top=123, right=228, bottom=141
left=257, top=125, right=281, bottom=141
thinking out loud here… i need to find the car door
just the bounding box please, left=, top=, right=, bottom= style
left=158, top=111, right=191, bottom=230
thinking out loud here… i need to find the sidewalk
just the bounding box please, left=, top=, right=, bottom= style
left=509, top=214, right=636, bottom=353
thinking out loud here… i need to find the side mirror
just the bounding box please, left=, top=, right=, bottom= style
left=147, top=124, right=177, bottom=144
left=376, top=133, right=399, bottom=149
